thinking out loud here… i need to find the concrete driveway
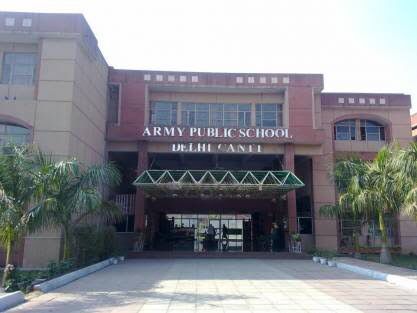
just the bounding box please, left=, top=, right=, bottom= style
left=8, top=259, right=417, bottom=312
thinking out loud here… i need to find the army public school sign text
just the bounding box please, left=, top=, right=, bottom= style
left=142, top=126, right=292, bottom=153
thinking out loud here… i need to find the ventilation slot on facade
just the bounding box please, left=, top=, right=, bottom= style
left=107, top=84, right=120, bottom=124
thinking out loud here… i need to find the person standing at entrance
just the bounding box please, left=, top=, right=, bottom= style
left=206, top=224, right=216, bottom=251
left=222, top=224, right=229, bottom=251
left=207, top=224, right=216, bottom=237
left=271, top=223, right=279, bottom=252
left=222, top=224, right=228, bottom=240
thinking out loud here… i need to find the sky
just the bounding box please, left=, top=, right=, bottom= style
left=3, top=0, right=417, bottom=111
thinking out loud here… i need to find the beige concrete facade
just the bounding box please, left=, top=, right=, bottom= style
left=411, top=112, right=417, bottom=140
left=0, top=12, right=108, bottom=267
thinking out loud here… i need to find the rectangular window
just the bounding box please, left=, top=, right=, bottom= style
left=181, top=103, right=251, bottom=127
left=255, top=103, right=283, bottom=127
left=223, top=103, right=238, bottom=127
left=107, top=84, right=120, bottom=124
left=0, top=123, right=30, bottom=146
left=210, top=104, right=223, bottom=127
left=195, top=103, right=210, bottom=126
left=1, top=53, right=37, bottom=85
left=334, top=120, right=356, bottom=140
left=150, top=101, right=177, bottom=126
left=238, top=104, right=251, bottom=127
left=181, top=103, right=196, bottom=126
left=360, top=120, right=385, bottom=141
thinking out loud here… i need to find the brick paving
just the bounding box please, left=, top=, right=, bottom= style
left=7, top=259, right=417, bottom=312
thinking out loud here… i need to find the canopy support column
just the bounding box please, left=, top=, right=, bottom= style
left=134, top=141, right=148, bottom=232
left=284, top=144, right=297, bottom=234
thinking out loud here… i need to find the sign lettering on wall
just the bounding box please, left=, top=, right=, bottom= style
left=172, top=143, right=263, bottom=153
left=142, top=126, right=292, bottom=139
left=142, top=126, right=291, bottom=154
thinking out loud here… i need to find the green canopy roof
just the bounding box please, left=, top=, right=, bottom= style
left=133, top=170, right=304, bottom=199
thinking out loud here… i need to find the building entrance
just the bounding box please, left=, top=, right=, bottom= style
left=158, top=214, right=251, bottom=252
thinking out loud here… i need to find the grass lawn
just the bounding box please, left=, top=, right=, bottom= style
left=360, top=253, right=417, bottom=270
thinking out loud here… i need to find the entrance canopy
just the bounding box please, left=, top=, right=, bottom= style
left=133, top=170, right=304, bottom=199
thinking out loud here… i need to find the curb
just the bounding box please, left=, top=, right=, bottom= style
left=336, top=261, right=417, bottom=291
left=33, top=257, right=115, bottom=293
left=0, top=291, right=25, bottom=311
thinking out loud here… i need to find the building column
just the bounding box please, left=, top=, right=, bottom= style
left=399, top=213, right=417, bottom=254
left=312, top=154, right=338, bottom=250
left=284, top=144, right=297, bottom=234
left=134, top=141, right=148, bottom=232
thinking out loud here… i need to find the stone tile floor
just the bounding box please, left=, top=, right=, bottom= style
left=7, top=259, right=417, bottom=312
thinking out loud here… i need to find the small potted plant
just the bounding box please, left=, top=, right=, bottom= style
left=311, top=249, right=321, bottom=263
left=291, top=233, right=302, bottom=253
left=326, top=251, right=337, bottom=267
left=291, top=233, right=301, bottom=243
left=319, top=251, right=328, bottom=265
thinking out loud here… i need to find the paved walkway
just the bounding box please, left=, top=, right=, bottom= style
left=336, top=257, right=417, bottom=282
left=8, top=259, right=417, bottom=312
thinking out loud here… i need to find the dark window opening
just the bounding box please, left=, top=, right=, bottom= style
left=107, top=84, right=120, bottom=124
left=148, top=153, right=283, bottom=171
left=114, top=214, right=135, bottom=233
left=108, top=152, right=138, bottom=233
left=295, top=156, right=313, bottom=235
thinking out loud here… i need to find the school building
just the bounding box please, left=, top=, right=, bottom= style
left=0, top=12, right=415, bottom=267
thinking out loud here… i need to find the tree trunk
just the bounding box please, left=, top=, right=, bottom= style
left=62, top=225, right=71, bottom=260
left=2, top=239, right=13, bottom=286
left=353, top=231, right=361, bottom=258
left=378, top=211, right=392, bottom=264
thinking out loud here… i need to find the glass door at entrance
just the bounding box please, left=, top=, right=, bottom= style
left=166, top=214, right=251, bottom=252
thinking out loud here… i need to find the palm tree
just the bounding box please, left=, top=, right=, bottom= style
left=0, top=145, right=44, bottom=284
left=323, top=146, right=406, bottom=264
left=344, top=146, right=404, bottom=264
left=320, top=157, right=368, bottom=257
left=394, top=142, right=417, bottom=220
left=29, top=158, right=122, bottom=260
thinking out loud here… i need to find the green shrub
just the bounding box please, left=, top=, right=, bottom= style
left=310, top=249, right=337, bottom=258
left=46, top=260, right=58, bottom=278
left=324, top=250, right=337, bottom=259
left=3, top=258, right=76, bottom=294
left=46, top=258, right=75, bottom=279
left=312, top=249, right=323, bottom=257
left=99, top=226, right=117, bottom=260
left=4, top=269, right=47, bottom=293
left=72, top=225, right=117, bottom=267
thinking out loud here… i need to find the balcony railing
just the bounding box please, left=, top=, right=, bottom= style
left=114, top=194, right=135, bottom=215
left=339, top=218, right=399, bottom=248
